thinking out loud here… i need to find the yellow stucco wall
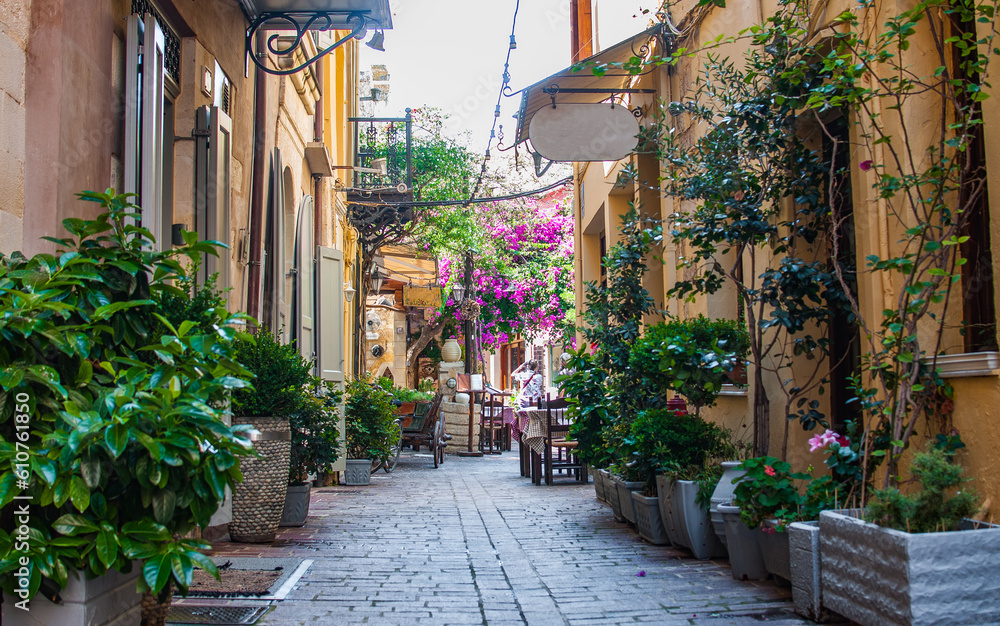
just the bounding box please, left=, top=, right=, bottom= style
left=569, top=0, right=1000, bottom=506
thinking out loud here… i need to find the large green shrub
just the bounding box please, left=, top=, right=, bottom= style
left=230, top=327, right=313, bottom=418
left=0, top=191, right=254, bottom=600
left=344, top=376, right=396, bottom=462
left=560, top=346, right=611, bottom=469
left=865, top=448, right=980, bottom=534
left=631, top=315, right=750, bottom=413
left=289, top=380, right=341, bottom=485
left=618, top=408, right=729, bottom=495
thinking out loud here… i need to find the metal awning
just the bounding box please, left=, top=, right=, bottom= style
left=240, top=0, right=393, bottom=76
left=513, top=24, right=665, bottom=146
left=238, top=0, right=392, bottom=29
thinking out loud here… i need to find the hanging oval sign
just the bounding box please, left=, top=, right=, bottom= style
left=528, top=103, right=640, bottom=162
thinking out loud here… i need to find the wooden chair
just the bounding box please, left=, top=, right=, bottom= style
left=540, top=394, right=587, bottom=485
left=480, top=387, right=508, bottom=454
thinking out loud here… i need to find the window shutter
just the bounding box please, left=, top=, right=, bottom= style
left=124, top=14, right=166, bottom=248
left=270, top=149, right=289, bottom=340
left=294, top=196, right=315, bottom=364
left=195, top=106, right=232, bottom=293
left=317, top=247, right=345, bottom=383
left=318, top=247, right=347, bottom=472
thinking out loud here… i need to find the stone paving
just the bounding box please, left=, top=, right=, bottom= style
left=203, top=448, right=810, bottom=626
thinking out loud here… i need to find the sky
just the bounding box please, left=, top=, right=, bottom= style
left=360, top=0, right=655, bottom=161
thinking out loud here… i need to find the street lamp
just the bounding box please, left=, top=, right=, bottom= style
left=344, top=282, right=356, bottom=303
left=451, top=282, right=465, bottom=303
left=370, top=266, right=385, bottom=293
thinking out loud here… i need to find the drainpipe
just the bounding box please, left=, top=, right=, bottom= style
left=313, top=56, right=324, bottom=249
left=247, top=34, right=268, bottom=321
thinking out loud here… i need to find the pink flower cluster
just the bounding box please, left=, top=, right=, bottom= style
left=808, top=430, right=850, bottom=453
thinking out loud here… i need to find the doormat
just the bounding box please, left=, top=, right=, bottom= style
left=183, top=558, right=305, bottom=599
left=165, top=605, right=269, bottom=625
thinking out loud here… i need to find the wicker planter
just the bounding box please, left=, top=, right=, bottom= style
left=343, top=459, right=373, bottom=485
left=2, top=563, right=141, bottom=625
left=718, top=503, right=767, bottom=580
left=230, top=417, right=291, bottom=543
left=820, top=509, right=1000, bottom=625
left=631, top=491, right=670, bottom=545
left=279, top=483, right=312, bottom=527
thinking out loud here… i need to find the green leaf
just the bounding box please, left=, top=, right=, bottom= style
left=69, top=476, right=91, bottom=512
left=105, top=423, right=129, bottom=458
left=152, top=489, right=176, bottom=525
left=95, top=527, right=118, bottom=568
left=52, top=514, right=99, bottom=536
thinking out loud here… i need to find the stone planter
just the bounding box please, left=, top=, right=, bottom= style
left=655, top=475, right=681, bottom=547
left=672, top=480, right=726, bottom=560
left=788, top=521, right=827, bottom=622
left=758, top=519, right=791, bottom=583
left=614, top=477, right=644, bottom=526
left=2, top=565, right=141, bottom=625
left=709, top=461, right=745, bottom=549
left=606, top=474, right=626, bottom=522
left=230, top=417, right=291, bottom=543
left=631, top=491, right=670, bottom=545
left=593, top=468, right=606, bottom=502
left=718, top=503, right=768, bottom=580
left=343, top=459, right=373, bottom=485
left=279, top=483, right=312, bottom=527
left=820, top=509, right=1000, bottom=626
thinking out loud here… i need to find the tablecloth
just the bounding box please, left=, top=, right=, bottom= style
left=517, top=408, right=567, bottom=454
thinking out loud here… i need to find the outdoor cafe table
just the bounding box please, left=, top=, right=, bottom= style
left=516, top=407, right=567, bottom=483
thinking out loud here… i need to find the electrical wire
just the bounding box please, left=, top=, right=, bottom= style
left=465, top=0, right=521, bottom=205
left=352, top=176, right=572, bottom=209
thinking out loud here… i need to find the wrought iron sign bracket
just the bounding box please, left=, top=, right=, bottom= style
left=246, top=11, right=369, bottom=76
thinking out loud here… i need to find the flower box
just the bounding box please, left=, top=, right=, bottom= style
left=820, top=509, right=1000, bottom=625
left=631, top=491, right=670, bottom=545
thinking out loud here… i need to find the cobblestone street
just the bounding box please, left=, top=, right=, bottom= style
left=201, top=448, right=808, bottom=626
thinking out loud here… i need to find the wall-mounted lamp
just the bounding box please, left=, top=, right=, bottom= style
left=451, top=282, right=465, bottom=302
left=446, top=377, right=458, bottom=390
left=370, top=266, right=385, bottom=293
left=344, top=283, right=356, bottom=303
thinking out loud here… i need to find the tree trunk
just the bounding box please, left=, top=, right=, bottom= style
left=406, top=318, right=446, bottom=388
left=754, top=365, right=770, bottom=457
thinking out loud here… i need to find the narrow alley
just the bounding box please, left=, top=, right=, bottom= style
left=197, top=450, right=808, bottom=626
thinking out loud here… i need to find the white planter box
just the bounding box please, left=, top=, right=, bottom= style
left=820, top=510, right=1000, bottom=625
left=2, top=566, right=141, bottom=626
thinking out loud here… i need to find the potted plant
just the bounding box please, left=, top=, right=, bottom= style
left=821, top=447, right=996, bottom=625
left=229, top=327, right=313, bottom=542
left=0, top=192, right=254, bottom=626
left=343, top=376, right=396, bottom=485
left=281, top=379, right=341, bottom=527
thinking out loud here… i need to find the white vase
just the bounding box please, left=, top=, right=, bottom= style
left=441, top=338, right=462, bottom=362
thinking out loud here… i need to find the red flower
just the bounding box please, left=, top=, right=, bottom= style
left=764, top=465, right=776, bottom=477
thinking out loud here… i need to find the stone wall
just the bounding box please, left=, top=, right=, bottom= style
left=0, top=0, right=29, bottom=253
left=438, top=360, right=479, bottom=452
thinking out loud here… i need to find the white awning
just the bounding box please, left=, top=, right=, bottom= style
left=513, top=24, right=663, bottom=146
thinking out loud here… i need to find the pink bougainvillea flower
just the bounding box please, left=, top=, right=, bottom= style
left=636, top=570, right=646, bottom=577
left=859, top=160, right=873, bottom=171
left=764, top=465, right=776, bottom=477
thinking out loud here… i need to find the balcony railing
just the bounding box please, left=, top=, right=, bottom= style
left=349, top=113, right=412, bottom=192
